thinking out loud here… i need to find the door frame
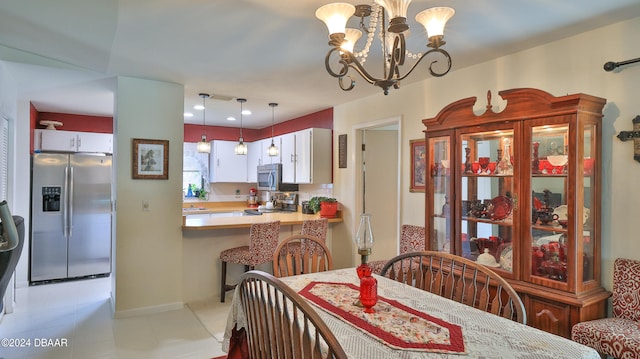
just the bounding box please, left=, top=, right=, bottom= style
left=352, top=116, right=402, bottom=264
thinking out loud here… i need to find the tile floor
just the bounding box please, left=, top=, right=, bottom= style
left=0, top=277, right=232, bottom=359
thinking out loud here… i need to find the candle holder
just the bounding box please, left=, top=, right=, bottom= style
left=354, top=214, right=377, bottom=313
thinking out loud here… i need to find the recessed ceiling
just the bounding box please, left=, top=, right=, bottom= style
left=1, top=0, right=639, bottom=129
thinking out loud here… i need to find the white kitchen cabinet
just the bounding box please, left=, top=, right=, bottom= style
left=280, top=128, right=332, bottom=184
left=209, top=140, right=248, bottom=182
left=280, top=133, right=296, bottom=183
left=247, top=138, right=279, bottom=183
left=35, top=129, right=113, bottom=153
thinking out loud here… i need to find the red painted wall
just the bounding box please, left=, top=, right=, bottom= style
left=30, top=106, right=333, bottom=150
left=184, top=108, right=333, bottom=142
left=30, top=109, right=114, bottom=153
left=37, top=112, right=114, bottom=133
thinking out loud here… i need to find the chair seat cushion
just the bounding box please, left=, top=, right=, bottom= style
left=220, top=246, right=253, bottom=265
left=571, top=318, right=640, bottom=358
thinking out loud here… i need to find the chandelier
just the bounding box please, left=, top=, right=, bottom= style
left=196, top=93, right=211, bottom=153
left=315, top=1, right=454, bottom=95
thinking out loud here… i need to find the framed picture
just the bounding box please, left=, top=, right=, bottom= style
left=132, top=138, right=169, bottom=179
left=410, top=138, right=426, bottom=192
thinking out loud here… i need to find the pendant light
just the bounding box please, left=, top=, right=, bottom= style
left=267, top=102, right=279, bottom=157
left=234, top=98, right=248, bottom=155
left=197, top=93, right=211, bottom=153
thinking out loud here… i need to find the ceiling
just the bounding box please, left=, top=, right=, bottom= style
left=1, top=0, right=640, bottom=129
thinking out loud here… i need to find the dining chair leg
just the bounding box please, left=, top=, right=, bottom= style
left=221, top=260, right=228, bottom=303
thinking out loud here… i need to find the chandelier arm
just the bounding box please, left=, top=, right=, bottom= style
left=395, top=48, right=452, bottom=82
left=324, top=48, right=351, bottom=78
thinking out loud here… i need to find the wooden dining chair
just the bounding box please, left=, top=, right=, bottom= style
left=219, top=221, right=280, bottom=302
left=273, top=234, right=332, bottom=278
left=369, top=224, right=425, bottom=274
left=238, top=270, right=347, bottom=359
left=380, top=250, right=526, bottom=324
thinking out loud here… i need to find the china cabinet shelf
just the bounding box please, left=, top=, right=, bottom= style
left=422, top=88, right=610, bottom=338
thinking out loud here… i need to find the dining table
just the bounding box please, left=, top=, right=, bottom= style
left=222, top=268, right=601, bottom=358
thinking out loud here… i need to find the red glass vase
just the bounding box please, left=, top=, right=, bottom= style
left=358, top=264, right=377, bottom=313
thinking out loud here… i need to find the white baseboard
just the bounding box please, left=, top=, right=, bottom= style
left=113, top=301, right=184, bottom=319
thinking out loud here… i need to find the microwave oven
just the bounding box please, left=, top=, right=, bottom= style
left=256, top=164, right=299, bottom=192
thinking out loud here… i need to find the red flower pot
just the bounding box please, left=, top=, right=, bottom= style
left=319, top=201, right=338, bottom=218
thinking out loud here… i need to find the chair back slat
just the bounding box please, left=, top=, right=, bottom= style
left=239, top=270, right=348, bottom=359
left=273, top=234, right=333, bottom=278
left=380, top=251, right=526, bottom=324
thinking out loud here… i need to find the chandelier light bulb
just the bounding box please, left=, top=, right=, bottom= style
left=315, top=3, right=355, bottom=36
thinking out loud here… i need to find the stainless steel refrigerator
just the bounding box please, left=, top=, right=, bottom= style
left=30, top=153, right=112, bottom=283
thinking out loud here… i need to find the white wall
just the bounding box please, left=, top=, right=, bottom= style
left=332, top=16, right=640, bottom=292
left=113, top=77, right=185, bottom=316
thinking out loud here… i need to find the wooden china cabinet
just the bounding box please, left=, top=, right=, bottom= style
left=422, top=88, right=611, bottom=338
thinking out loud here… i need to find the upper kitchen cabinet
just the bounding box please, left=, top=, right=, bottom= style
left=247, top=138, right=279, bottom=183
left=34, top=129, right=113, bottom=154
left=210, top=140, right=248, bottom=183
left=422, top=88, right=609, bottom=338
left=280, top=128, right=332, bottom=184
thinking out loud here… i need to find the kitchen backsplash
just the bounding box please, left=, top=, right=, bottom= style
left=184, top=182, right=333, bottom=204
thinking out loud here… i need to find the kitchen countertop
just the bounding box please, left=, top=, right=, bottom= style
left=181, top=201, right=342, bottom=230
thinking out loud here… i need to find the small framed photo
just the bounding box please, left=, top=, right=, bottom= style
left=410, top=138, right=426, bottom=192
left=132, top=138, right=169, bottom=179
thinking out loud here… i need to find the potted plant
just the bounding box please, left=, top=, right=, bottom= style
left=308, top=196, right=338, bottom=218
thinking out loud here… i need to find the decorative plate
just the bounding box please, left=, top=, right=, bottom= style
left=533, top=196, right=543, bottom=210
left=490, top=196, right=513, bottom=221
left=499, top=245, right=513, bottom=272
left=553, top=205, right=590, bottom=224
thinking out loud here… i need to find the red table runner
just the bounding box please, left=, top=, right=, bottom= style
left=299, top=281, right=466, bottom=354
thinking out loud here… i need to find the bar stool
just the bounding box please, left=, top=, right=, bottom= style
left=219, top=221, right=280, bottom=302
left=369, top=224, right=425, bottom=275
left=296, top=218, right=328, bottom=255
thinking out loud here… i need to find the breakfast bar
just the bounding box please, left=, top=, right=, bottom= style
left=181, top=201, right=342, bottom=230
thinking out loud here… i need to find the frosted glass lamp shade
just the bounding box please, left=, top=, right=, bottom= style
left=268, top=142, right=279, bottom=157
left=374, top=0, right=413, bottom=20
left=316, top=3, right=355, bottom=35
left=234, top=140, right=247, bottom=155
left=415, top=7, right=455, bottom=38
left=197, top=139, right=211, bottom=153
left=341, top=28, right=362, bottom=53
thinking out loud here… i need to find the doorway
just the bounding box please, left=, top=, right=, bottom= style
left=355, top=119, right=401, bottom=262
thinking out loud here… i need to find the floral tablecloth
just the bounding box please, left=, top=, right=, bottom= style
left=224, top=268, right=601, bottom=359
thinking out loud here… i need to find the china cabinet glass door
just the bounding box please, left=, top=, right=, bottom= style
left=426, top=135, right=451, bottom=252
left=529, top=124, right=570, bottom=285
left=459, top=128, right=516, bottom=276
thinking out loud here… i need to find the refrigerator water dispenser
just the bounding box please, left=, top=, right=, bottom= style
left=42, top=186, right=61, bottom=212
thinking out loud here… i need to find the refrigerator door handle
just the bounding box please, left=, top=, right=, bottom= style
left=68, top=166, right=74, bottom=238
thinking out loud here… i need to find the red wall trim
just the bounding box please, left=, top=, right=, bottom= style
left=37, top=112, right=113, bottom=133
left=30, top=106, right=333, bottom=149
left=184, top=108, right=333, bottom=142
